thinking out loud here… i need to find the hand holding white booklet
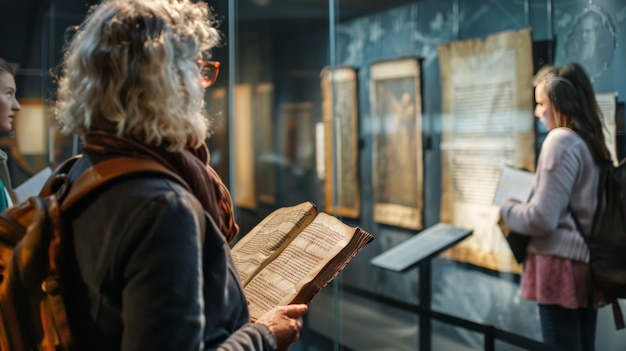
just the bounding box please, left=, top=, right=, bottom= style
left=13, top=167, right=52, bottom=203
left=493, top=166, right=534, bottom=205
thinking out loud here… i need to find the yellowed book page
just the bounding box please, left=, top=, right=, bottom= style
left=596, top=92, right=618, bottom=166
left=244, top=212, right=354, bottom=320
left=231, top=202, right=317, bottom=285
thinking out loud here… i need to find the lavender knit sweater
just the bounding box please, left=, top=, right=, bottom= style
left=500, top=127, right=600, bottom=263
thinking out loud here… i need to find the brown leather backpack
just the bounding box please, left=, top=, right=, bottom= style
left=0, top=156, right=188, bottom=350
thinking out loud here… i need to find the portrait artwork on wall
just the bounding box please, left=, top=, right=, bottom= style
left=370, top=58, right=423, bottom=230
left=565, top=4, right=616, bottom=81
left=280, top=102, right=315, bottom=171
left=207, top=86, right=230, bottom=183
left=234, top=84, right=257, bottom=210
left=254, top=83, right=276, bottom=204
left=320, top=66, right=360, bottom=218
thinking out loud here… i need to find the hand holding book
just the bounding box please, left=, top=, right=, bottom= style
left=230, top=201, right=373, bottom=320
left=494, top=166, right=534, bottom=264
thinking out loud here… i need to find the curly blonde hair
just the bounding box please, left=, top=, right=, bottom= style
left=55, top=0, right=221, bottom=151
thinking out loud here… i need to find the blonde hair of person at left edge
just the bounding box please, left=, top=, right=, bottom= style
left=0, top=58, right=20, bottom=211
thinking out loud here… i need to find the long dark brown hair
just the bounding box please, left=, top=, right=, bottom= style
left=536, top=63, right=610, bottom=164
left=557, top=63, right=610, bottom=164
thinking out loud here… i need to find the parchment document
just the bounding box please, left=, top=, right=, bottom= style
left=438, top=29, right=535, bottom=273
left=596, top=92, right=618, bottom=166
left=234, top=84, right=257, bottom=209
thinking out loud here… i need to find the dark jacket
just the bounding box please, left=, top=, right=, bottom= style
left=64, top=154, right=276, bottom=350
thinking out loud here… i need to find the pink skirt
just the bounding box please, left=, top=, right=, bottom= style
left=520, top=253, right=610, bottom=309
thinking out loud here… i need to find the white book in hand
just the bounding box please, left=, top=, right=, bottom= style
left=493, top=166, right=534, bottom=205
left=13, top=167, right=52, bottom=203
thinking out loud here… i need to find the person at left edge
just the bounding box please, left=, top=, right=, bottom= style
left=0, top=58, right=19, bottom=212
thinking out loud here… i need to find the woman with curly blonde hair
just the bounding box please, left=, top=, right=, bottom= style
left=55, top=1, right=307, bottom=350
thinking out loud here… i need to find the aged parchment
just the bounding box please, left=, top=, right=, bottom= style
left=596, top=92, right=618, bottom=165
left=321, top=66, right=360, bottom=218
left=231, top=202, right=373, bottom=321
left=438, top=29, right=535, bottom=273
left=370, top=58, right=423, bottom=230
left=234, top=84, right=257, bottom=210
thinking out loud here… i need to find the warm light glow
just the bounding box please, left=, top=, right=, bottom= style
left=14, top=101, right=48, bottom=155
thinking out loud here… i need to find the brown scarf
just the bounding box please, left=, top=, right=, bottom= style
left=82, top=132, right=239, bottom=243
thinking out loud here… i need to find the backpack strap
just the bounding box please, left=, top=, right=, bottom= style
left=58, top=155, right=206, bottom=240
left=59, top=156, right=191, bottom=212
left=39, top=155, right=82, bottom=198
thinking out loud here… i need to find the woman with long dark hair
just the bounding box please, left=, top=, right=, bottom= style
left=500, top=62, right=611, bottom=351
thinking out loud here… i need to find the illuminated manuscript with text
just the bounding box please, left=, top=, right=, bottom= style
left=437, top=28, right=535, bottom=273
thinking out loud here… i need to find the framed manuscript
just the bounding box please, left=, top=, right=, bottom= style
left=370, top=58, right=423, bottom=230
left=320, top=66, right=360, bottom=218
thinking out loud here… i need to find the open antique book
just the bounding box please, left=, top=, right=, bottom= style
left=231, top=201, right=374, bottom=320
